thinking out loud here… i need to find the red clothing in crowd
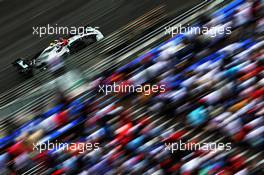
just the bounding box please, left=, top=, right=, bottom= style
left=7, top=141, right=30, bottom=157
left=53, top=110, right=69, bottom=127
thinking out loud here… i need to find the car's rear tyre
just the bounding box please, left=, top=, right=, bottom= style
left=84, top=35, right=97, bottom=45
left=69, top=40, right=87, bottom=54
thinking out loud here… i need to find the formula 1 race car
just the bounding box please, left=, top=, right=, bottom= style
left=13, top=27, right=104, bottom=76
left=33, top=27, right=104, bottom=67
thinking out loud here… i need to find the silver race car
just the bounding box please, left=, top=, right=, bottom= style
left=13, top=27, right=104, bottom=76
left=35, top=27, right=103, bottom=67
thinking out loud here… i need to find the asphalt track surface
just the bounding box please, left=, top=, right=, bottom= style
left=0, top=0, right=201, bottom=95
